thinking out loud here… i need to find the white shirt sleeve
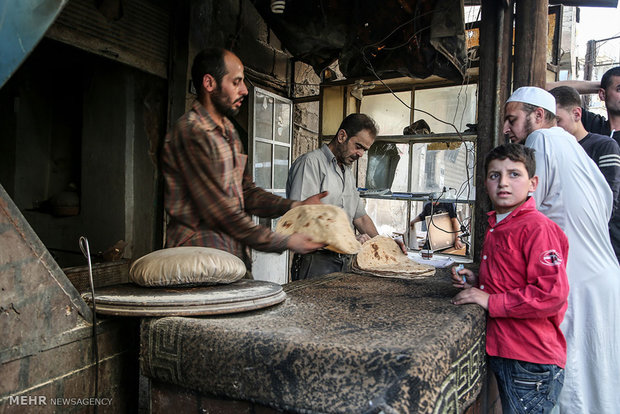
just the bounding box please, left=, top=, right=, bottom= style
left=526, top=130, right=553, bottom=211
left=286, top=155, right=321, bottom=201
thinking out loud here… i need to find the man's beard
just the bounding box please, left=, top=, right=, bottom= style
left=524, top=116, right=536, bottom=140
left=212, top=87, right=240, bottom=118
left=334, top=141, right=351, bottom=165
left=607, top=104, right=620, bottom=117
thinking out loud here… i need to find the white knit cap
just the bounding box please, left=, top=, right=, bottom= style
left=506, top=86, right=556, bottom=115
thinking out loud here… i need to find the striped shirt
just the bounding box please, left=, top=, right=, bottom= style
left=579, top=132, right=620, bottom=261
left=161, top=101, right=292, bottom=268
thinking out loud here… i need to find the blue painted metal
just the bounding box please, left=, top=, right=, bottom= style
left=0, top=0, right=68, bottom=88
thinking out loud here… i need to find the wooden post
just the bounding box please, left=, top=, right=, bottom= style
left=514, top=0, right=549, bottom=88
left=583, top=39, right=597, bottom=108
left=474, top=0, right=514, bottom=260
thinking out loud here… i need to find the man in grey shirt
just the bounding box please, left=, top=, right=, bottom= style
left=286, top=113, right=397, bottom=280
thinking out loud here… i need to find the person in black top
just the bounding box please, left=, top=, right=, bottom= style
left=410, top=201, right=463, bottom=250
left=547, top=66, right=620, bottom=146
left=550, top=85, right=620, bottom=263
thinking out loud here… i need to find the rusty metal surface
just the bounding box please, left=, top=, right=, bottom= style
left=0, top=318, right=139, bottom=412
left=0, top=183, right=92, bottom=359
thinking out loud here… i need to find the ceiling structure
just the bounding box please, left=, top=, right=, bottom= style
left=252, top=0, right=619, bottom=85
left=251, top=0, right=469, bottom=83
left=2, top=0, right=618, bottom=91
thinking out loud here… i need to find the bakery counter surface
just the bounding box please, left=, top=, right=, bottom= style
left=140, top=269, right=486, bottom=414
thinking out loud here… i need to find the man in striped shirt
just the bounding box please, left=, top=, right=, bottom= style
left=550, top=85, right=620, bottom=263
left=161, top=48, right=326, bottom=269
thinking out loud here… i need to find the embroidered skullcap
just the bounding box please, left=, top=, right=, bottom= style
left=506, top=86, right=556, bottom=115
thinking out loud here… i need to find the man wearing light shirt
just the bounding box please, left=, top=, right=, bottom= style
left=549, top=85, right=620, bottom=263
left=503, top=86, right=620, bottom=414
left=286, top=114, right=396, bottom=280
left=547, top=66, right=620, bottom=146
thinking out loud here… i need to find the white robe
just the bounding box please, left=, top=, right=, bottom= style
left=526, top=127, right=620, bottom=414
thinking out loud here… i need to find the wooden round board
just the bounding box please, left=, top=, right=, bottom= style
left=81, top=279, right=286, bottom=316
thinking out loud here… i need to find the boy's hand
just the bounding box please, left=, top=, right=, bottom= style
left=451, top=288, right=490, bottom=310
left=451, top=265, right=476, bottom=288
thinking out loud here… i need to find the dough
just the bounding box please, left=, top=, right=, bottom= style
left=354, top=236, right=435, bottom=277
left=275, top=205, right=362, bottom=254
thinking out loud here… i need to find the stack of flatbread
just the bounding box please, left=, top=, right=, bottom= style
left=353, top=235, right=435, bottom=278
left=275, top=205, right=362, bottom=254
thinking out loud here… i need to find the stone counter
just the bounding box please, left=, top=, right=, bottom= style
left=140, top=270, right=486, bottom=413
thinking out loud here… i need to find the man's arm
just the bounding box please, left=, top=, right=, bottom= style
left=546, top=80, right=601, bottom=94
left=450, top=217, right=464, bottom=249
left=353, top=214, right=379, bottom=238
left=172, top=128, right=290, bottom=253
left=596, top=141, right=620, bottom=215
left=410, top=215, right=422, bottom=227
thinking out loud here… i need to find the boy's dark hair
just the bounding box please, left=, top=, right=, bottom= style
left=191, top=48, right=228, bottom=99
left=484, top=143, right=536, bottom=178
left=334, top=113, right=378, bottom=141
left=520, top=103, right=556, bottom=123
left=549, top=86, right=581, bottom=109
left=601, top=66, right=620, bottom=91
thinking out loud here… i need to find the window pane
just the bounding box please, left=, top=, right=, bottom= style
left=410, top=141, right=475, bottom=199
left=413, top=84, right=477, bottom=134
left=273, top=145, right=289, bottom=190
left=365, top=142, right=409, bottom=192
left=255, top=91, right=274, bottom=140
left=275, top=101, right=291, bottom=143
left=254, top=141, right=272, bottom=189
left=409, top=200, right=472, bottom=255
left=360, top=91, right=411, bottom=135
left=364, top=198, right=409, bottom=237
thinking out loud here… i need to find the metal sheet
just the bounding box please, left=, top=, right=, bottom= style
left=0, top=0, right=68, bottom=88
left=82, top=280, right=287, bottom=316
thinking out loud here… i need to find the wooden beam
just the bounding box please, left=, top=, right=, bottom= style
left=514, top=0, right=549, bottom=88
left=475, top=0, right=514, bottom=260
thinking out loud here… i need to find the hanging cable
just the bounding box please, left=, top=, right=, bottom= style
left=79, top=236, right=99, bottom=414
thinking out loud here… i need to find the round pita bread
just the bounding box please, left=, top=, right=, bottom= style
left=354, top=235, right=435, bottom=278
left=129, top=247, right=246, bottom=287
left=275, top=205, right=362, bottom=254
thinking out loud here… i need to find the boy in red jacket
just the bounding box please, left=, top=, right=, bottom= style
left=452, top=143, right=569, bottom=414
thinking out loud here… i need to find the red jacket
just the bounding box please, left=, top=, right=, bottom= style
left=480, top=197, right=569, bottom=367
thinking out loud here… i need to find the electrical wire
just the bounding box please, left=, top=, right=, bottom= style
left=79, top=236, right=99, bottom=414
left=355, top=14, right=478, bottom=251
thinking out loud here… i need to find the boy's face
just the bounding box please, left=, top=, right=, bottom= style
left=485, top=158, right=538, bottom=214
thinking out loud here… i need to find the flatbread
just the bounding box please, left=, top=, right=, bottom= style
left=353, top=236, right=435, bottom=278
left=129, top=247, right=246, bottom=287
left=275, top=205, right=362, bottom=254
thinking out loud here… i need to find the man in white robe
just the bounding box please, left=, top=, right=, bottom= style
left=503, top=86, right=620, bottom=414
